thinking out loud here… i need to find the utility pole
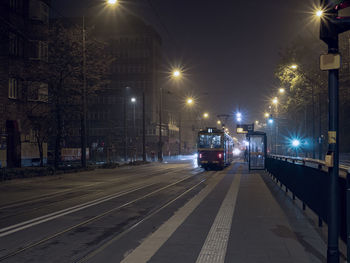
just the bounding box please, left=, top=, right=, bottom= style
left=179, top=111, right=181, bottom=156
left=81, top=16, right=87, bottom=168
left=318, top=1, right=350, bottom=261
left=319, top=93, right=323, bottom=160
left=142, top=91, right=146, bottom=162
left=158, top=87, right=163, bottom=162
left=312, top=85, right=316, bottom=159
left=124, top=87, right=128, bottom=162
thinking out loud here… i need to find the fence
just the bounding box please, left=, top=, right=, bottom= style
left=266, top=155, right=349, bottom=261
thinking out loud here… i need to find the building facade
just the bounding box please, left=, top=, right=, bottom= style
left=86, top=13, right=165, bottom=161
left=0, top=0, right=49, bottom=167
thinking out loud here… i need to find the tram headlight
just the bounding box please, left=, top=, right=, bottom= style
left=233, top=148, right=241, bottom=156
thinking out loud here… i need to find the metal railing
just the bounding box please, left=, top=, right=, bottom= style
left=267, top=155, right=350, bottom=262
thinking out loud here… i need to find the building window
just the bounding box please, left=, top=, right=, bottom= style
left=9, top=0, right=23, bottom=12
left=9, top=33, right=24, bottom=57
left=8, top=78, right=20, bottom=99
left=27, top=82, right=48, bottom=102
left=28, top=41, right=48, bottom=61
left=29, top=0, right=49, bottom=24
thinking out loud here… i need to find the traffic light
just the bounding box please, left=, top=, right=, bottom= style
left=320, top=0, right=350, bottom=45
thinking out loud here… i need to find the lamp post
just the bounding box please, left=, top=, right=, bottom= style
left=81, top=0, right=119, bottom=167
left=81, top=16, right=87, bottom=168
left=158, top=69, right=182, bottom=162
left=272, top=97, right=278, bottom=154
left=131, top=97, right=136, bottom=160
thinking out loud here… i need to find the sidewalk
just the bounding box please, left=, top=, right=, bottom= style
left=117, top=162, right=327, bottom=263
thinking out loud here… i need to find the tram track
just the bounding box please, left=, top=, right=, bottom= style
left=76, top=178, right=207, bottom=263
left=0, top=166, right=181, bottom=211
left=0, top=170, right=210, bottom=262
left=0, top=166, right=201, bottom=228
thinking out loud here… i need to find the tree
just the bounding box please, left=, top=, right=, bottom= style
left=47, top=20, right=112, bottom=168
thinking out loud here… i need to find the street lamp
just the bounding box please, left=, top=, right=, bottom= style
left=159, top=68, right=183, bottom=162
left=264, top=112, right=270, bottom=118
left=186, top=97, right=193, bottom=105
left=217, top=120, right=221, bottom=125
left=203, top=112, right=209, bottom=119
left=290, top=64, right=298, bottom=70
left=272, top=97, right=278, bottom=105
left=130, top=97, right=136, bottom=160
left=107, top=0, right=118, bottom=5
left=279, top=88, right=285, bottom=94
left=172, top=69, right=181, bottom=79
left=291, top=139, right=301, bottom=157
left=81, top=0, right=121, bottom=167
left=236, top=112, right=242, bottom=122
left=315, top=9, right=323, bottom=18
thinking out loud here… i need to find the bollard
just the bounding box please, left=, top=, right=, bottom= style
left=347, top=171, right=350, bottom=263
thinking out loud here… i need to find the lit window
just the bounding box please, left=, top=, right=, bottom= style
left=8, top=78, right=20, bottom=99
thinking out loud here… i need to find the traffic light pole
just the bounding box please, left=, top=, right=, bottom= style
left=327, top=38, right=340, bottom=263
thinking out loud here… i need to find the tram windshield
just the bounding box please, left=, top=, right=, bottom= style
left=198, top=134, right=222, bottom=148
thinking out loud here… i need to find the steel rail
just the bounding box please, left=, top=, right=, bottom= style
left=0, top=171, right=205, bottom=261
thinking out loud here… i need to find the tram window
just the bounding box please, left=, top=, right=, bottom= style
left=198, top=134, right=222, bottom=148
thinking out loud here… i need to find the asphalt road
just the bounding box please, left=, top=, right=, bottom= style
left=0, top=159, right=213, bottom=262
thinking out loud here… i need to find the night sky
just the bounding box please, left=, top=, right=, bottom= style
left=52, top=0, right=322, bottom=125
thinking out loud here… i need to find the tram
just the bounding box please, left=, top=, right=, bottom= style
left=197, top=128, right=234, bottom=170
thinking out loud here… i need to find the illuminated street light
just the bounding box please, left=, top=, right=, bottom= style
left=272, top=97, right=278, bottom=105
left=172, top=69, right=181, bottom=78
left=268, top=118, right=274, bottom=124
left=236, top=112, right=242, bottom=122
left=316, top=9, right=323, bottom=18
left=131, top=97, right=136, bottom=103
left=107, top=0, right=118, bottom=5
left=203, top=112, right=209, bottom=119
left=186, top=98, right=193, bottom=105
left=292, top=139, right=300, bottom=147
left=264, top=112, right=269, bottom=118
left=290, top=64, right=298, bottom=70
left=279, top=88, right=285, bottom=94
left=217, top=120, right=221, bottom=125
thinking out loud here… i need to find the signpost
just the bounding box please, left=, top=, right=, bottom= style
left=236, top=124, right=254, bottom=134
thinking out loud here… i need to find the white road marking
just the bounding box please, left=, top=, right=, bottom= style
left=196, top=173, right=241, bottom=263
left=120, top=171, right=227, bottom=263
left=0, top=183, right=157, bottom=237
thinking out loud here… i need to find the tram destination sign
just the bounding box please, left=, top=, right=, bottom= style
left=236, top=124, right=254, bottom=134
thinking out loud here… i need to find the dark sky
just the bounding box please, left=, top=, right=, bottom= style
left=52, top=0, right=321, bottom=125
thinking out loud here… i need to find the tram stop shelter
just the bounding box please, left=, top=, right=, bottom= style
left=246, top=131, right=267, bottom=170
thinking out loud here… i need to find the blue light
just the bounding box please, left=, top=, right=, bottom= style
left=268, top=118, right=273, bottom=124
left=292, top=139, right=300, bottom=147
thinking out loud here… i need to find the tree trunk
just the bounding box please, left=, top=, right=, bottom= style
left=37, top=137, right=44, bottom=167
